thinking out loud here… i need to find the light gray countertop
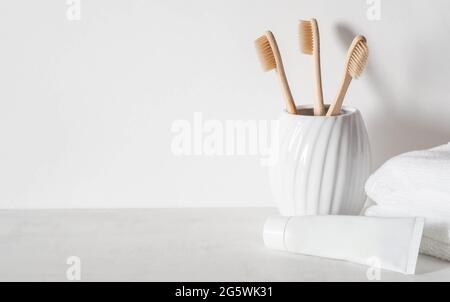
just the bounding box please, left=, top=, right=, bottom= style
left=0, top=208, right=448, bottom=282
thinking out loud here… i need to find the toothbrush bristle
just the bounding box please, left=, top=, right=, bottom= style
left=299, top=20, right=314, bottom=55
left=255, top=34, right=276, bottom=71
left=347, top=36, right=369, bottom=78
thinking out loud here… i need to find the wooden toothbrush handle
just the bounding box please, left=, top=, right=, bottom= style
left=313, top=50, right=326, bottom=116
left=277, top=66, right=297, bottom=114
left=312, top=20, right=325, bottom=116
left=327, top=73, right=352, bottom=116
left=266, top=32, right=297, bottom=114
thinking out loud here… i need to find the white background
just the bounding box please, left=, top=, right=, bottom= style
left=0, top=0, right=449, bottom=208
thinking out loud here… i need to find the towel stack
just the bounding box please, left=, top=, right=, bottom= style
left=364, top=143, right=450, bottom=261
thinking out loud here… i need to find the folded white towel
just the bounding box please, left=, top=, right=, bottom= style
left=365, top=143, right=450, bottom=213
left=365, top=205, right=450, bottom=261
left=365, top=143, right=450, bottom=261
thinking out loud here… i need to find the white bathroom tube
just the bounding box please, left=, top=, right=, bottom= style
left=263, top=215, right=424, bottom=275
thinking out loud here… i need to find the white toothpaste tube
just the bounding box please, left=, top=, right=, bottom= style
left=263, top=215, right=424, bottom=275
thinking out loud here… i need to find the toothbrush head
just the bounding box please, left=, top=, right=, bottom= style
left=255, top=31, right=277, bottom=72
left=299, top=19, right=318, bottom=55
left=347, top=35, right=369, bottom=79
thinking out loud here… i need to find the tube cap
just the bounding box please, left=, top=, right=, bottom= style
left=263, top=216, right=290, bottom=251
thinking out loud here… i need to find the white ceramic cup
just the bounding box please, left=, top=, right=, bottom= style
left=269, top=105, right=371, bottom=216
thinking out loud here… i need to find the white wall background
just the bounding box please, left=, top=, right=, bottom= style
left=0, top=0, right=449, bottom=208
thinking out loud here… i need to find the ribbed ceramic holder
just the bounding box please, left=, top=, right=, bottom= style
left=269, top=105, right=371, bottom=216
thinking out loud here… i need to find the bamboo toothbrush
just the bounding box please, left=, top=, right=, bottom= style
left=327, top=35, right=369, bottom=116
left=255, top=31, right=297, bottom=114
left=299, top=19, right=326, bottom=116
